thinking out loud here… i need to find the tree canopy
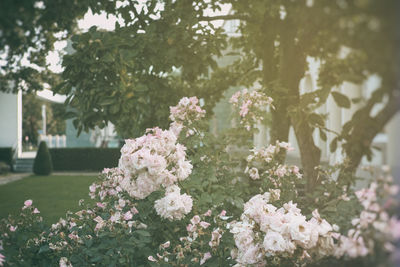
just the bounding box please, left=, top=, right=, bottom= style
left=0, top=0, right=114, bottom=92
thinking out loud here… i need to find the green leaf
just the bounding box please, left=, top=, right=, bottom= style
left=319, top=128, right=327, bottom=141
left=85, top=238, right=93, bottom=248
left=38, top=244, right=50, bottom=254
left=109, top=103, right=120, bottom=114
left=331, top=91, right=351, bottom=108
left=90, top=255, right=103, bottom=262
left=99, top=97, right=115, bottom=106
left=330, top=137, right=338, bottom=152
left=135, top=230, right=151, bottom=237
left=309, top=113, right=325, bottom=126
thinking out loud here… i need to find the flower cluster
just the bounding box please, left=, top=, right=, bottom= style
left=59, top=257, right=72, bottom=267
left=0, top=200, right=45, bottom=266
left=169, top=96, right=206, bottom=137
left=118, top=127, right=193, bottom=199
left=246, top=142, right=295, bottom=168
left=2, top=200, right=42, bottom=234
left=45, top=200, right=142, bottom=253
left=89, top=168, right=126, bottom=200
left=244, top=142, right=302, bottom=197
left=230, top=192, right=339, bottom=266
left=151, top=210, right=229, bottom=266
left=154, top=185, right=193, bottom=221
left=89, top=117, right=195, bottom=221
left=335, top=171, right=400, bottom=258
left=230, top=89, right=273, bottom=131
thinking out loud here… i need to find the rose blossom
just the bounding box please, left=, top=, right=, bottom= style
left=199, top=221, right=211, bottom=229
left=124, top=211, right=133, bottom=221
left=0, top=253, right=5, bottom=266
left=23, top=199, right=32, bottom=209
left=200, top=252, right=212, bottom=265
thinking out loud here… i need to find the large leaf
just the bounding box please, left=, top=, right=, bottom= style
left=331, top=91, right=351, bottom=108
left=309, top=113, right=325, bottom=127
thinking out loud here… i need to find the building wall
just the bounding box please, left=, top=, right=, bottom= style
left=387, top=113, right=400, bottom=184
left=0, top=92, right=18, bottom=147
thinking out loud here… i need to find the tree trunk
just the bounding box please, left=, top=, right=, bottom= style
left=277, top=23, right=322, bottom=191
left=291, top=112, right=321, bottom=191
left=270, top=101, right=291, bottom=163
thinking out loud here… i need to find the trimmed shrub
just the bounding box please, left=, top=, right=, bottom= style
left=0, top=161, right=11, bottom=174
left=49, top=148, right=120, bottom=171
left=0, top=147, right=12, bottom=166
left=33, top=142, right=53, bottom=175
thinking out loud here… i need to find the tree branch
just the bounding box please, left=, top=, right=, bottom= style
left=339, top=89, right=400, bottom=179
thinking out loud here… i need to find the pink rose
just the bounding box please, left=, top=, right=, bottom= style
left=204, top=209, right=212, bottom=217
left=200, top=252, right=212, bottom=265
left=96, top=202, right=106, bottom=209
left=89, top=184, right=96, bottom=193
left=161, top=241, right=170, bottom=248
left=124, top=211, right=133, bottom=221
left=148, top=256, right=157, bottom=262
left=33, top=208, right=40, bottom=214
left=24, top=199, right=33, bottom=208
left=186, top=224, right=196, bottom=232
left=131, top=207, right=139, bottom=214
left=0, top=252, right=5, bottom=266
left=199, top=221, right=211, bottom=229
left=190, top=215, right=201, bottom=225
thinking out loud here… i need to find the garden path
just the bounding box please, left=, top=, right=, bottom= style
left=0, top=173, right=30, bottom=185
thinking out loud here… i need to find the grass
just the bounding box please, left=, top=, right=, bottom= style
left=0, top=175, right=97, bottom=224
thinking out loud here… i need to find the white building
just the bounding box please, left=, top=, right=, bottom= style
left=0, top=89, right=66, bottom=159
left=0, top=89, right=118, bottom=170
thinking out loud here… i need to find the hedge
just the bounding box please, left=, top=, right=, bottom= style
left=0, top=147, right=13, bottom=165
left=49, top=148, right=121, bottom=171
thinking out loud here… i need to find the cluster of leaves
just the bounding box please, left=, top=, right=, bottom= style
left=54, top=1, right=228, bottom=138
left=0, top=0, right=117, bottom=93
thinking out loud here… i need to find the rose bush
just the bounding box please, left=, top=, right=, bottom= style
left=1, top=93, right=399, bottom=266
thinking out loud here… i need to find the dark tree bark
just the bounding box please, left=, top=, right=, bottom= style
left=339, top=90, right=400, bottom=181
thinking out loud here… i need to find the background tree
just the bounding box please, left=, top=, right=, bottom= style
left=22, top=94, right=42, bottom=146
left=0, top=0, right=114, bottom=93
left=55, top=1, right=228, bottom=138
left=217, top=0, right=400, bottom=190
left=22, top=93, right=66, bottom=148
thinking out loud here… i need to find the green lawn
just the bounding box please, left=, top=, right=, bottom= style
left=0, top=175, right=97, bottom=224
